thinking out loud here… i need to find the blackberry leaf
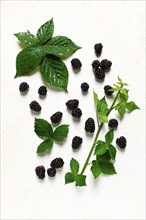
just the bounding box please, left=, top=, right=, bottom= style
left=37, top=18, right=54, bottom=44
left=34, top=118, right=53, bottom=139
left=105, top=130, right=114, bottom=145
left=40, top=55, right=68, bottom=92
left=70, top=158, right=79, bottom=175
left=91, top=160, right=101, bottom=179
left=14, top=32, right=38, bottom=47
left=65, top=172, right=75, bottom=184
left=37, top=139, right=53, bottom=153
left=52, top=125, right=69, bottom=142
left=108, top=145, right=117, bottom=161
left=75, top=174, right=86, bottom=187
left=99, top=162, right=117, bottom=175
left=126, top=101, right=140, bottom=112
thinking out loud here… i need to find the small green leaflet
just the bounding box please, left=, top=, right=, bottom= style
left=34, top=118, right=69, bottom=154
left=65, top=172, right=75, bottom=184
left=99, top=162, right=117, bottom=175
left=37, top=18, right=54, bottom=44
left=52, top=125, right=69, bottom=142
left=70, top=158, right=79, bottom=175
left=40, top=55, right=68, bottom=92
left=14, top=18, right=81, bottom=91
left=94, top=142, right=107, bottom=156
left=105, top=130, right=114, bottom=145
left=126, top=101, right=140, bottom=112
left=75, top=175, right=86, bottom=187
left=14, top=32, right=38, bottom=47
left=91, top=160, right=101, bottom=179
left=108, top=144, right=117, bottom=161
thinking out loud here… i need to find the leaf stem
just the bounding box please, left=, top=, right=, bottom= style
left=80, top=85, right=123, bottom=175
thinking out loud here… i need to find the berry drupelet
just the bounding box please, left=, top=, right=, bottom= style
left=71, top=58, right=82, bottom=70
left=85, top=118, right=95, bottom=133
left=116, top=136, right=127, bottom=149
left=72, top=136, right=83, bottom=149
left=38, top=86, right=47, bottom=96
left=104, top=85, right=114, bottom=96
left=29, top=101, right=41, bottom=112
left=108, top=119, right=118, bottom=129
left=50, top=111, right=63, bottom=124
left=94, top=43, right=103, bottom=56
left=66, top=99, right=79, bottom=110
left=81, top=82, right=89, bottom=92
left=71, top=108, right=82, bottom=118
left=35, top=166, right=45, bottom=179
left=94, top=68, right=105, bottom=81
left=19, top=82, right=29, bottom=93
left=50, top=158, right=64, bottom=169
left=92, top=60, right=100, bottom=70
left=47, top=168, right=56, bottom=177
left=100, top=59, right=112, bottom=71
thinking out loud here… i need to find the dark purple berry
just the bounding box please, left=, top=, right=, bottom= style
left=94, top=43, right=103, bottom=55
left=50, top=111, right=63, bottom=124
left=38, top=86, right=47, bottom=96
left=35, top=166, right=45, bottom=179
left=29, top=101, right=41, bottom=112
left=108, top=119, right=118, bottom=129
left=66, top=99, right=79, bottom=110
left=85, top=118, right=95, bottom=133
left=71, top=108, right=82, bottom=118
left=81, top=82, right=89, bottom=92
left=50, top=158, right=64, bottom=169
left=104, top=85, right=114, bottom=96
left=19, top=82, right=29, bottom=93
left=47, top=168, right=56, bottom=177
left=116, top=136, right=127, bottom=149
left=71, top=58, right=82, bottom=70
left=72, top=136, right=83, bottom=149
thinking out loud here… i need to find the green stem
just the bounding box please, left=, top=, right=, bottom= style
left=80, top=86, right=123, bottom=175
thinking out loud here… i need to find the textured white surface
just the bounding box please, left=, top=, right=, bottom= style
left=1, top=1, right=145, bottom=220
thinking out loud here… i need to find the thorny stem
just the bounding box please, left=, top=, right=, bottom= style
left=80, top=86, right=123, bottom=175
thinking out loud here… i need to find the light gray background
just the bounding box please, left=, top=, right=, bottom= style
left=1, top=1, right=145, bottom=219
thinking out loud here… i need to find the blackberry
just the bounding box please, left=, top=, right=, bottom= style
left=50, top=111, right=63, bottom=124
left=29, top=101, right=41, bottom=112
left=85, top=118, right=95, bottom=133
left=92, top=60, right=100, bottom=70
left=104, top=85, right=114, bottom=96
left=100, top=59, right=112, bottom=71
left=19, top=82, right=29, bottom=93
left=116, top=136, right=127, bottom=149
left=94, top=43, right=103, bottom=55
left=71, top=108, right=82, bottom=118
left=71, top=58, right=82, bottom=70
left=47, top=168, right=56, bottom=177
left=35, top=166, right=45, bottom=179
left=95, top=68, right=105, bottom=81
left=108, top=119, right=118, bottom=129
left=66, top=99, right=79, bottom=110
left=50, top=158, right=64, bottom=169
left=81, top=82, right=89, bottom=92
left=38, top=86, right=47, bottom=96
left=72, top=136, right=83, bottom=149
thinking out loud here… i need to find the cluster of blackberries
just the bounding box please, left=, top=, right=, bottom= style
left=92, top=59, right=112, bottom=81
left=66, top=99, right=82, bottom=119
left=19, top=82, right=48, bottom=113
left=35, top=158, right=64, bottom=179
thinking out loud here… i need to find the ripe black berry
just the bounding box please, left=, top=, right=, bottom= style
left=95, top=68, right=105, bottom=81
left=50, top=111, right=63, bottom=124
left=85, top=118, right=95, bottom=133
left=116, top=136, right=127, bottom=149
left=47, top=168, right=56, bottom=177
left=29, top=101, right=41, bottom=112
left=94, top=43, right=103, bottom=56
left=100, top=59, right=112, bottom=71
left=81, top=82, right=89, bottom=92
left=92, top=60, right=100, bottom=70
left=104, top=85, right=114, bottom=96
left=72, top=136, right=83, bottom=149
left=71, top=108, right=82, bottom=118
left=19, top=82, right=29, bottom=93
left=66, top=99, right=79, bottom=110
left=38, top=86, right=47, bottom=96
left=50, top=158, right=64, bottom=169
left=108, top=119, right=118, bottom=129
left=71, top=58, right=82, bottom=70
left=35, top=166, right=45, bottom=179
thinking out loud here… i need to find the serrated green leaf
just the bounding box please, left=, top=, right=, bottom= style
left=65, top=172, right=75, bottom=184
left=99, top=162, right=117, bottom=175
left=52, top=125, right=69, bottom=142
left=37, top=18, right=54, bottom=44
left=95, top=143, right=107, bottom=156
left=98, top=112, right=108, bottom=123
left=43, top=36, right=81, bottom=59
left=40, top=55, right=68, bottom=91
left=14, top=32, right=38, bottom=47
left=105, top=130, right=114, bottom=145
left=120, top=89, right=129, bottom=102
left=115, top=102, right=126, bottom=118
left=70, top=158, right=79, bottom=175
left=34, top=118, right=53, bottom=139
left=108, top=145, right=117, bottom=161
left=97, top=97, right=108, bottom=114
left=91, top=160, right=101, bottom=179
left=93, top=91, right=99, bottom=108
left=75, top=174, right=86, bottom=187
left=97, top=151, right=111, bottom=162
left=126, top=101, right=140, bottom=112
left=15, top=46, right=43, bottom=77
left=36, top=139, right=53, bottom=153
